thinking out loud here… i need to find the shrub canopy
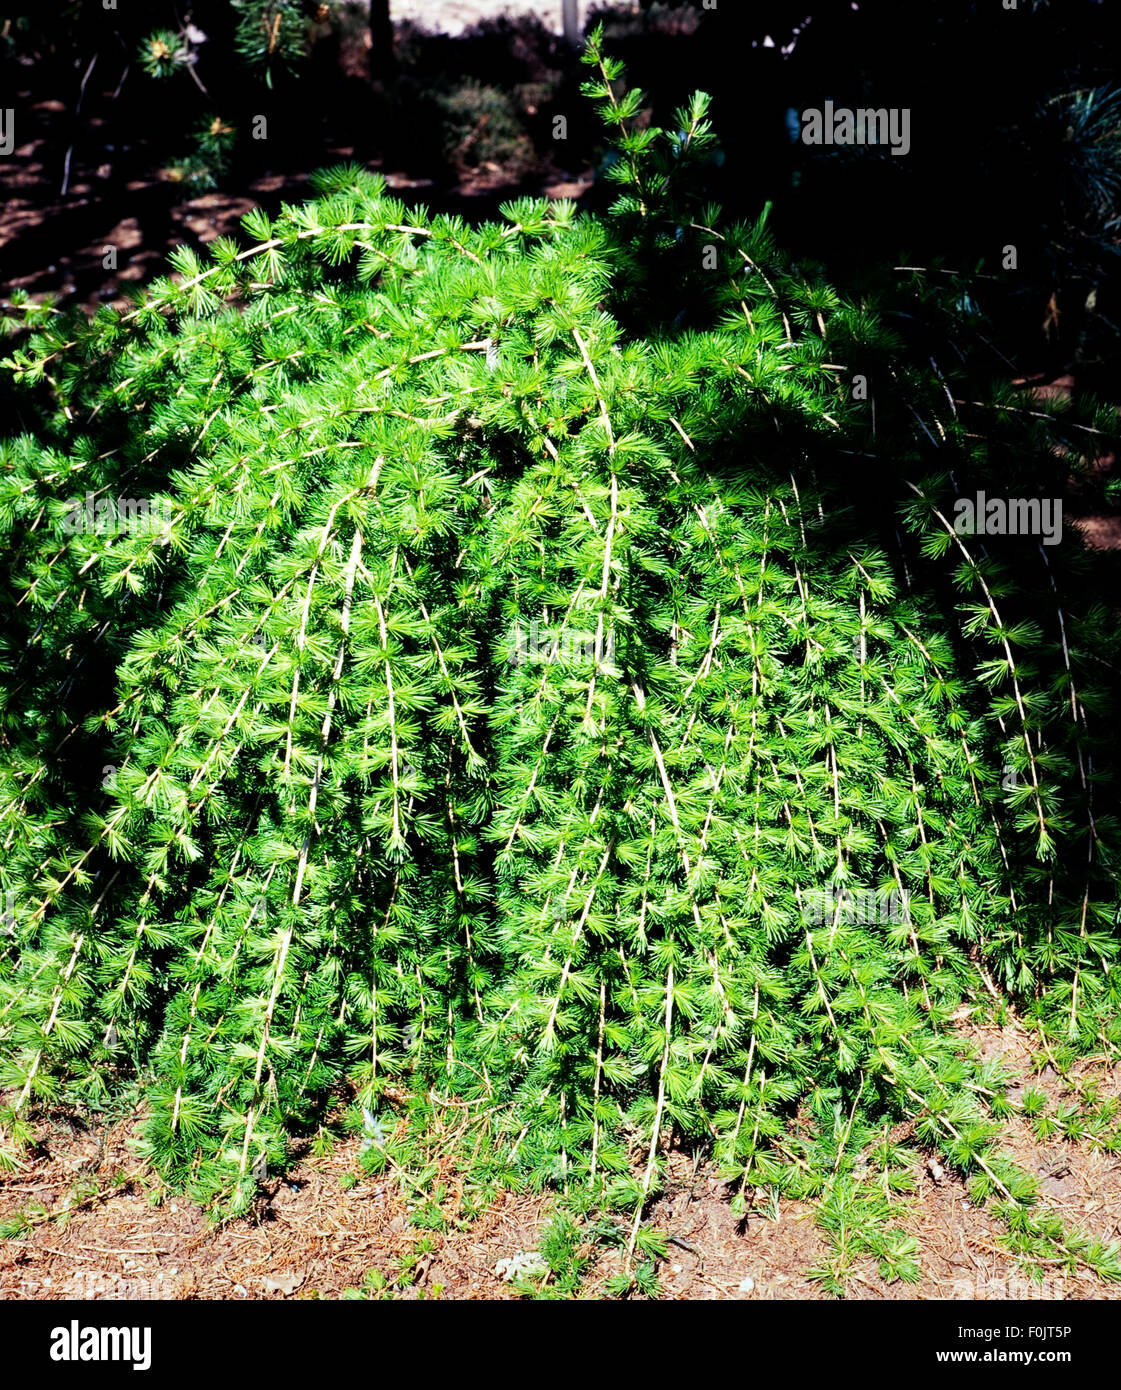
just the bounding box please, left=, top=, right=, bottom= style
left=1, top=43, right=1118, bottom=1271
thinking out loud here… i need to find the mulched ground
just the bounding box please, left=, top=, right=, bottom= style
left=0, top=5, right=602, bottom=319
left=0, top=133, right=593, bottom=323
left=2, top=1014, right=1118, bottom=1301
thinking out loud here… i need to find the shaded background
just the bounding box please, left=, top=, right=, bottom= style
left=2, top=1, right=1120, bottom=391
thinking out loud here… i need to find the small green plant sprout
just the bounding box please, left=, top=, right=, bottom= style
left=139, top=29, right=192, bottom=80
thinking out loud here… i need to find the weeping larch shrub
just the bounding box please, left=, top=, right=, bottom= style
left=2, top=35, right=1119, bottom=1282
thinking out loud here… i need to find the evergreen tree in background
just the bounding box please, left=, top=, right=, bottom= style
left=1, top=30, right=1118, bottom=1285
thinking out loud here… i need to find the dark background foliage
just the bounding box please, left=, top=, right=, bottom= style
left=3, top=2, right=1118, bottom=580
left=2, top=2, right=1119, bottom=382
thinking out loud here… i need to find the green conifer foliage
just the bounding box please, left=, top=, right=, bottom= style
left=1, top=34, right=1118, bottom=1265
